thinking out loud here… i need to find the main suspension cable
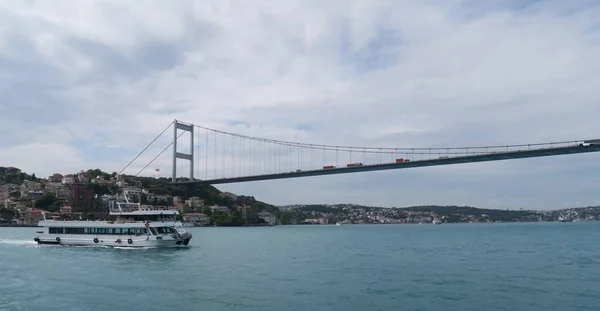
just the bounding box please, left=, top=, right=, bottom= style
left=120, top=121, right=174, bottom=175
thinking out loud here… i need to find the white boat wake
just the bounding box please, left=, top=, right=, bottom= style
left=0, top=239, right=38, bottom=246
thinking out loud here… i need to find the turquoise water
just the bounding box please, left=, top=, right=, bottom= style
left=1, top=222, right=599, bottom=311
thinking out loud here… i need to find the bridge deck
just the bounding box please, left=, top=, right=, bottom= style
left=176, top=144, right=600, bottom=185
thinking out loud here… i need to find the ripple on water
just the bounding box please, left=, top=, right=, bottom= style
left=1, top=223, right=600, bottom=311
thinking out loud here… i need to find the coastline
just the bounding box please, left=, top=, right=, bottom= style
left=2, top=220, right=596, bottom=229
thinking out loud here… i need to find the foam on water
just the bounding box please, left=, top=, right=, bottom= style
left=113, top=246, right=157, bottom=250
left=0, top=238, right=160, bottom=250
left=0, top=239, right=38, bottom=246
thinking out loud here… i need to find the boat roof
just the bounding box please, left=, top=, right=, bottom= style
left=108, top=197, right=180, bottom=215
left=38, top=220, right=182, bottom=228
left=110, top=209, right=180, bottom=216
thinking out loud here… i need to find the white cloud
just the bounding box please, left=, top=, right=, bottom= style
left=0, top=143, right=85, bottom=174
left=1, top=0, right=599, bottom=209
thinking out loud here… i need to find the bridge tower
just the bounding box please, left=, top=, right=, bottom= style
left=172, top=120, right=194, bottom=182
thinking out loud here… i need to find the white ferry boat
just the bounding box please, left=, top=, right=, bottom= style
left=33, top=196, right=192, bottom=247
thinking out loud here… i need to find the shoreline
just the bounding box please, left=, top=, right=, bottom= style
left=1, top=220, right=596, bottom=228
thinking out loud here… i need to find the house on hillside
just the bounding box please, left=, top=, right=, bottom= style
left=258, top=211, right=279, bottom=226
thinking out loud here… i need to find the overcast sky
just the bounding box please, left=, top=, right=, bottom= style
left=1, top=0, right=600, bottom=210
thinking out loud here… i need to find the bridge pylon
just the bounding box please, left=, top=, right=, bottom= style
left=172, top=120, right=194, bottom=182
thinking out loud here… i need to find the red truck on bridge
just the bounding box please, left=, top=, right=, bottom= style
left=347, top=163, right=363, bottom=167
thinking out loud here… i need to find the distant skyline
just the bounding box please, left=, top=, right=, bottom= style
left=1, top=0, right=600, bottom=210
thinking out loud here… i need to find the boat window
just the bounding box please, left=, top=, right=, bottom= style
left=149, top=227, right=158, bottom=235
left=155, top=227, right=176, bottom=234
left=64, top=228, right=84, bottom=234
left=47, top=227, right=153, bottom=235
left=49, top=227, right=63, bottom=234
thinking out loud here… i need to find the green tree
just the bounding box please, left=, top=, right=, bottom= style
left=34, top=194, right=61, bottom=212
left=87, top=183, right=112, bottom=196
left=279, top=212, right=293, bottom=224
left=211, top=211, right=229, bottom=225
left=0, top=207, right=16, bottom=221
left=86, top=169, right=111, bottom=180
left=229, top=210, right=245, bottom=226
left=202, top=206, right=212, bottom=216
left=4, top=173, right=18, bottom=184
left=141, top=194, right=149, bottom=204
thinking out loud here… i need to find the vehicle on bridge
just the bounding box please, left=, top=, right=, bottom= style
left=347, top=163, right=363, bottom=167
left=580, top=140, right=600, bottom=146
left=139, top=120, right=600, bottom=185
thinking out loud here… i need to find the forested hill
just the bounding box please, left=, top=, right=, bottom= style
left=401, top=205, right=537, bottom=220
left=282, top=203, right=600, bottom=223
left=0, top=167, right=36, bottom=184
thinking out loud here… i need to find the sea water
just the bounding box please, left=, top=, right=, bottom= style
left=1, top=222, right=599, bottom=311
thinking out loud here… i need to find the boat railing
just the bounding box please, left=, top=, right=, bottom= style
left=109, top=202, right=142, bottom=213
left=109, top=204, right=179, bottom=213
left=39, top=219, right=165, bottom=224
left=40, top=220, right=113, bottom=223
left=138, top=206, right=179, bottom=211
left=108, top=218, right=138, bottom=224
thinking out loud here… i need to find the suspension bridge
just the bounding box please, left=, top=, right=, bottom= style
left=120, top=120, right=600, bottom=185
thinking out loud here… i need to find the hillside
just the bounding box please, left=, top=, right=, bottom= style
left=284, top=203, right=600, bottom=224
left=3, top=167, right=599, bottom=225
left=0, top=166, right=36, bottom=184
left=1, top=167, right=283, bottom=224
left=400, top=205, right=539, bottom=222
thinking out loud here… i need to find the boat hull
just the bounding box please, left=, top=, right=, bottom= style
left=34, top=234, right=191, bottom=248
